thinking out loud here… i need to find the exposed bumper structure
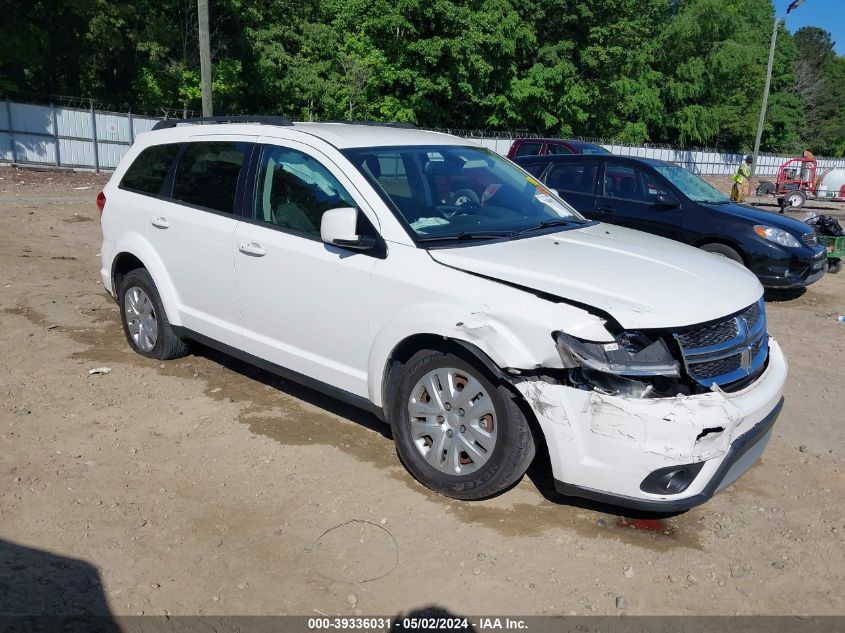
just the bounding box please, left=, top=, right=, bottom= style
left=516, top=338, right=787, bottom=511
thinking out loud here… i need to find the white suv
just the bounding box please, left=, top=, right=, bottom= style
left=99, top=117, right=786, bottom=510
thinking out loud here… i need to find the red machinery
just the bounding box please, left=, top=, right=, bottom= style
left=756, top=157, right=817, bottom=209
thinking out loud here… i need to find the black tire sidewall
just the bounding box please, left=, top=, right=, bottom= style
left=390, top=350, right=529, bottom=499
left=118, top=269, right=170, bottom=359
left=701, top=243, right=744, bottom=264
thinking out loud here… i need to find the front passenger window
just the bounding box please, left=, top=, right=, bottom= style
left=254, top=146, right=356, bottom=237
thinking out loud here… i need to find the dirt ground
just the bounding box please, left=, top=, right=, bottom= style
left=1, top=166, right=843, bottom=617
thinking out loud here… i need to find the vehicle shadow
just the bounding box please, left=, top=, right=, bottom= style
left=190, top=342, right=393, bottom=441
left=0, top=538, right=120, bottom=630
left=192, top=342, right=691, bottom=519
left=764, top=287, right=808, bottom=302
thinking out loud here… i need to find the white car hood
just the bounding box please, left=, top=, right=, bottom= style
left=428, top=223, right=763, bottom=330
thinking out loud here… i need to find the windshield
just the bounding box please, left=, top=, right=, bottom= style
left=652, top=163, right=730, bottom=203
left=342, top=145, right=586, bottom=243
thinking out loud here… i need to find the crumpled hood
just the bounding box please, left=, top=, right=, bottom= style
left=429, top=223, right=763, bottom=330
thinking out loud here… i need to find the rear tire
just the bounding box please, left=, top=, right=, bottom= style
left=118, top=268, right=189, bottom=360
left=389, top=349, right=535, bottom=500
left=700, top=243, right=744, bottom=264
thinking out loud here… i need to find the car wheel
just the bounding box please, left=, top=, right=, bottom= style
left=700, top=243, right=744, bottom=264
left=784, top=191, right=806, bottom=208
left=119, top=268, right=189, bottom=360
left=390, top=349, right=535, bottom=500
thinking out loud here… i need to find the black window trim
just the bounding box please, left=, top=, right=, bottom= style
left=239, top=143, right=388, bottom=258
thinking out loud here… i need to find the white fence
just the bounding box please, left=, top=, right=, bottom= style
left=0, top=99, right=159, bottom=171
left=472, top=137, right=845, bottom=178
left=3, top=99, right=845, bottom=177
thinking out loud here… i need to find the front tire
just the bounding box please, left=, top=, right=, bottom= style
left=118, top=268, right=189, bottom=360
left=390, top=349, right=535, bottom=500
left=700, top=242, right=744, bottom=264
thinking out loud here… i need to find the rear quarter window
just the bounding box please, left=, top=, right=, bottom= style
left=119, top=144, right=182, bottom=195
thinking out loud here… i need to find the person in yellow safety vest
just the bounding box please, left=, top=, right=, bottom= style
left=730, top=155, right=752, bottom=203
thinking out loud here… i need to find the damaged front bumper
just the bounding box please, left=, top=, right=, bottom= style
left=515, top=339, right=787, bottom=512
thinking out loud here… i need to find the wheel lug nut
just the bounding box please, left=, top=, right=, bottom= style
left=458, top=408, right=465, bottom=416
left=460, top=425, right=466, bottom=433
left=437, top=415, right=444, bottom=423
left=444, top=403, right=452, bottom=411
left=446, top=429, right=453, bottom=438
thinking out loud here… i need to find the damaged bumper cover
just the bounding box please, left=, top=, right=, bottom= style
left=515, top=339, right=787, bottom=512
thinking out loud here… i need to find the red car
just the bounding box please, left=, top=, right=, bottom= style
left=507, top=138, right=610, bottom=159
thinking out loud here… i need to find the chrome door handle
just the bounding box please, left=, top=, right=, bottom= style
left=151, top=217, right=169, bottom=229
left=238, top=241, right=266, bottom=257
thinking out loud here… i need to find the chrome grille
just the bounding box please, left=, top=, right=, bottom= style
left=673, top=298, right=768, bottom=387
left=676, top=320, right=738, bottom=348
left=689, top=356, right=742, bottom=380
left=802, top=232, right=817, bottom=247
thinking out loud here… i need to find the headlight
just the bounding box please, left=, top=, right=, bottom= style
left=754, top=225, right=801, bottom=248
left=554, top=330, right=679, bottom=377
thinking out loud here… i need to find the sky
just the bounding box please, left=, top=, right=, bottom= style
left=777, top=0, right=845, bottom=54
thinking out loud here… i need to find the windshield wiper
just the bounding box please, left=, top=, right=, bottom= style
left=416, top=231, right=513, bottom=243
left=700, top=199, right=730, bottom=205
left=513, top=218, right=582, bottom=236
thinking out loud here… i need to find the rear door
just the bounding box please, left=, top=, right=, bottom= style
left=148, top=136, right=255, bottom=341
left=540, top=159, right=600, bottom=217
left=595, top=162, right=683, bottom=240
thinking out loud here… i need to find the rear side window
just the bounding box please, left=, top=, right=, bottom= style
left=546, top=162, right=598, bottom=194
left=514, top=142, right=542, bottom=157
left=172, top=142, right=251, bottom=213
left=120, top=144, right=181, bottom=195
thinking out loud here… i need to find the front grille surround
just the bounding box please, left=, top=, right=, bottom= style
left=673, top=298, right=768, bottom=388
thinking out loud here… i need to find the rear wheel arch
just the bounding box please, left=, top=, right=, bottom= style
left=111, top=252, right=145, bottom=296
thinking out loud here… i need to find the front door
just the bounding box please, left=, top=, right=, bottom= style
left=595, top=162, right=683, bottom=240
left=233, top=140, right=379, bottom=397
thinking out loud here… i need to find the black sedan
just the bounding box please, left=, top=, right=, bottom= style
left=515, top=155, right=828, bottom=288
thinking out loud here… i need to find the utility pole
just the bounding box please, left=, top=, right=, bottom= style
left=197, top=0, right=213, bottom=117
left=751, top=17, right=779, bottom=178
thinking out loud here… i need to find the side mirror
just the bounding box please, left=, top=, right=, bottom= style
left=320, top=207, right=375, bottom=251
left=653, top=193, right=680, bottom=208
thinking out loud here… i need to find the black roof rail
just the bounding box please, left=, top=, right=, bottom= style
left=151, top=115, right=294, bottom=131
left=318, top=120, right=417, bottom=129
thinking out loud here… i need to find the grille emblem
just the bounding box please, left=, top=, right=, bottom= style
left=740, top=347, right=752, bottom=371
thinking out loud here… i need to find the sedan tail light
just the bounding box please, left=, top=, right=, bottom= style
left=97, top=191, right=106, bottom=215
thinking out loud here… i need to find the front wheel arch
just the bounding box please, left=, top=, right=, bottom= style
left=692, top=239, right=748, bottom=266
left=381, top=335, right=513, bottom=419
